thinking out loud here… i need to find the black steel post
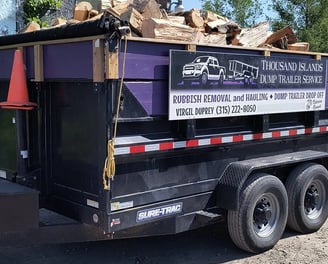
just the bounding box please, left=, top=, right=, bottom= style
left=15, top=109, right=28, bottom=181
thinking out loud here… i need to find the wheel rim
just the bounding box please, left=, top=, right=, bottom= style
left=253, top=193, right=280, bottom=237
left=304, top=179, right=326, bottom=220
left=201, top=73, right=207, bottom=85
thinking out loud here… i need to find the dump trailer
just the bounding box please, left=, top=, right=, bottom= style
left=1, top=14, right=328, bottom=253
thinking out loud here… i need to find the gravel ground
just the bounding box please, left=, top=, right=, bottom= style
left=0, top=219, right=327, bottom=264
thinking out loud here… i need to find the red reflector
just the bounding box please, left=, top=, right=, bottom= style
left=186, top=140, right=199, bottom=147
left=130, top=145, right=145, bottom=153
left=160, top=142, right=173, bottom=150
left=272, top=131, right=281, bottom=138
left=211, top=137, right=222, bottom=144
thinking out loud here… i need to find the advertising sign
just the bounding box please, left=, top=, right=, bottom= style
left=169, top=50, right=327, bottom=120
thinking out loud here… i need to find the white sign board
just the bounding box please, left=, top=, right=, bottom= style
left=169, top=50, right=327, bottom=120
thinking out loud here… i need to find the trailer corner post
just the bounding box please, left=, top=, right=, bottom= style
left=105, top=48, right=119, bottom=80
left=315, top=54, right=322, bottom=60
left=186, top=44, right=196, bottom=52
left=33, top=44, right=44, bottom=82
left=93, top=39, right=105, bottom=82
left=264, top=50, right=271, bottom=57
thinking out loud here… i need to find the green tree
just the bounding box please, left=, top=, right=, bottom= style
left=201, top=0, right=263, bottom=27
left=271, top=0, right=322, bottom=31
left=23, top=0, right=63, bottom=27
left=271, top=0, right=328, bottom=52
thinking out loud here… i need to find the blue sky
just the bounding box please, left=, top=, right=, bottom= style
left=183, top=0, right=202, bottom=10
left=181, top=0, right=273, bottom=24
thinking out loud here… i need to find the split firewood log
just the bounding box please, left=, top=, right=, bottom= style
left=238, top=22, right=270, bottom=47
left=184, top=9, right=204, bottom=28
left=142, top=18, right=197, bottom=41
left=132, top=0, right=162, bottom=19
left=73, top=1, right=93, bottom=21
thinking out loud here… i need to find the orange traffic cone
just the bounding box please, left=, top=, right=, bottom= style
left=0, top=50, right=37, bottom=110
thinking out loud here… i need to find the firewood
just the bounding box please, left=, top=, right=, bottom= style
left=167, top=15, right=186, bottom=25
left=88, top=13, right=103, bottom=21
left=111, top=1, right=130, bottom=15
left=74, top=1, right=93, bottom=21
left=98, top=0, right=112, bottom=11
left=132, top=0, right=162, bottom=19
left=184, top=9, right=204, bottom=28
left=205, top=20, right=234, bottom=34
left=89, top=9, right=99, bottom=19
left=238, top=22, right=270, bottom=47
left=288, top=42, right=310, bottom=52
left=50, top=18, right=67, bottom=27
left=263, top=25, right=297, bottom=49
left=121, top=8, right=143, bottom=36
left=98, top=0, right=130, bottom=11
left=196, top=33, right=227, bottom=46
left=203, top=10, right=229, bottom=23
left=142, top=18, right=197, bottom=42
left=20, top=21, right=40, bottom=33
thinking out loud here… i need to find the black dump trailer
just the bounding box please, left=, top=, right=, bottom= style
left=0, top=15, right=328, bottom=253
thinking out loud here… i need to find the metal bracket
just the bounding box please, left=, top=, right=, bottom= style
left=98, top=12, right=131, bottom=52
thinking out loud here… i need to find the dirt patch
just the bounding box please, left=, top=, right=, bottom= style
left=227, top=220, right=328, bottom=264
left=0, top=220, right=327, bottom=263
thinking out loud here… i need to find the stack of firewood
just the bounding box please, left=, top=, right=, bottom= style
left=20, top=0, right=310, bottom=52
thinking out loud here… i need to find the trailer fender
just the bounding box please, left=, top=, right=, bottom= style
left=216, top=150, right=328, bottom=210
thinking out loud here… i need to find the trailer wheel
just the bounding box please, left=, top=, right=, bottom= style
left=217, top=74, right=224, bottom=88
left=285, top=163, right=328, bottom=233
left=199, top=71, right=208, bottom=88
left=227, top=173, right=288, bottom=253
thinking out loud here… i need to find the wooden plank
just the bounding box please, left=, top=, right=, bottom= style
left=34, top=44, right=44, bottom=82
left=105, top=49, right=119, bottom=79
left=93, top=39, right=104, bottom=82
left=186, top=44, right=196, bottom=51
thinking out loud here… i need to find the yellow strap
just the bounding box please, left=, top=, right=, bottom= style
left=102, top=139, right=115, bottom=190
left=102, top=36, right=128, bottom=190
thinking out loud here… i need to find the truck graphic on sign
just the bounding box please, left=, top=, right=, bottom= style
left=182, top=56, right=226, bottom=88
left=182, top=55, right=259, bottom=88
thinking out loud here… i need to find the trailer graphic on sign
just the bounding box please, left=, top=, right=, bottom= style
left=169, top=50, right=327, bottom=120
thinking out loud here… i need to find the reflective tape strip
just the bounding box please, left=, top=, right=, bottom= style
left=114, top=126, right=328, bottom=156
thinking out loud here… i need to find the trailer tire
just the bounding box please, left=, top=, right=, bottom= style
left=285, top=163, right=328, bottom=233
left=227, top=173, right=288, bottom=253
